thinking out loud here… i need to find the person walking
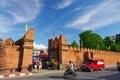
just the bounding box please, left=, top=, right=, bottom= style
left=34, top=61, right=38, bottom=72
left=37, top=59, right=42, bottom=72
left=46, top=60, right=49, bottom=69
left=53, top=60, right=58, bottom=70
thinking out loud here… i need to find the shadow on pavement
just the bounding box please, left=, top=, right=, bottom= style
left=105, top=67, right=118, bottom=72
left=49, top=76, right=63, bottom=79
left=97, top=72, right=120, bottom=80
left=49, top=76, right=78, bottom=80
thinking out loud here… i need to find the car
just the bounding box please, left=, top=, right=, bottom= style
left=117, top=61, right=120, bottom=71
left=81, top=58, right=105, bottom=72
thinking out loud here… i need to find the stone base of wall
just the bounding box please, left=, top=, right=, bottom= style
left=21, top=66, right=32, bottom=72
left=0, top=68, right=18, bottom=73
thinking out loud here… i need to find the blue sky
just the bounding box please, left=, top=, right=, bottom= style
left=0, top=0, right=120, bottom=48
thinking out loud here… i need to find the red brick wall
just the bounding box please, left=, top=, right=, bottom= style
left=48, top=34, right=120, bottom=67
left=0, top=28, right=34, bottom=73
left=21, top=28, right=34, bottom=71
left=0, top=40, right=20, bottom=72
left=3, top=45, right=20, bottom=68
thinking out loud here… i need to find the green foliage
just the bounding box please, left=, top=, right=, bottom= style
left=71, top=40, right=79, bottom=48
left=111, top=43, right=120, bottom=52
left=103, top=37, right=120, bottom=51
left=41, top=50, right=45, bottom=54
left=103, top=36, right=113, bottom=51
left=78, top=30, right=120, bottom=52
left=104, top=36, right=113, bottom=46
left=79, top=30, right=103, bottom=49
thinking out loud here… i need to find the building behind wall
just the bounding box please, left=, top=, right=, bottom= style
left=116, top=34, right=120, bottom=43
left=0, top=28, right=34, bottom=73
left=110, top=34, right=120, bottom=43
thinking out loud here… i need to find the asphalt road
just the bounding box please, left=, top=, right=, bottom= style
left=2, top=66, right=120, bottom=80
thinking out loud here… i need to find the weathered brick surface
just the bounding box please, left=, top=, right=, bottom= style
left=0, top=38, right=3, bottom=47
left=0, top=28, right=34, bottom=73
left=48, top=34, right=120, bottom=67
left=4, top=45, right=20, bottom=68
left=21, top=28, right=34, bottom=69
left=4, top=38, right=14, bottom=45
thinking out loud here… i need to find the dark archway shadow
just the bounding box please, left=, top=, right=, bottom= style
left=15, top=40, right=24, bottom=72
left=17, top=48, right=23, bottom=72
left=83, top=52, right=89, bottom=63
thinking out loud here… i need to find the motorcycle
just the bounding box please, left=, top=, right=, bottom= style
left=63, top=68, right=77, bottom=79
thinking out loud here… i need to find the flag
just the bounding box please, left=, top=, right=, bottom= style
left=25, top=24, right=28, bottom=31
left=108, top=46, right=110, bottom=50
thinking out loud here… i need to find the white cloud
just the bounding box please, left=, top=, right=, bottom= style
left=0, top=0, right=9, bottom=7
left=34, top=42, right=47, bottom=50
left=66, top=0, right=120, bottom=30
left=0, top=14, right=12, bottom=33
left=0, top=0, right=42, bottom=33
left=7, top=0, right=42, bottom=23
left=74, top=6, right=82, bottom=11
left=56, top=0, right=74, bottom=9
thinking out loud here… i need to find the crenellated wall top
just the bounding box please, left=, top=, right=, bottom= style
left=49, top=34, right=120, bottom=54
left=4, top=38, right=14, bottom=45
left=49, top=34, right=67, bottom=44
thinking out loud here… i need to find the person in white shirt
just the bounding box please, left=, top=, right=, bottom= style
left=69, top=61, right=75, bottom=76
left=37, top=59, right=42, bottom=72
left=46, top=61, right=49, bottom=69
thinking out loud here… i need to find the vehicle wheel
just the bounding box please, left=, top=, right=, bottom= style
left=81, top=69, right=84, bottom=71
left=63, top=72, right=68, bottom=79
left=100, top=67, right=103, bottom=71
left=81, top=68, right=85, bottom=72
left=118, top=68, right=120, bottom=71
left=90, top=68, right=93, bottom=72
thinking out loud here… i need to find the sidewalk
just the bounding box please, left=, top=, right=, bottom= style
left=0, top=65, right=116, bottom=79
left=0, top=69, right=64, bottom=79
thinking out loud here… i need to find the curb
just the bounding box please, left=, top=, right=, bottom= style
left=0, top=72, right=32, bottom=79
left=0, top=70, right=64, bottom=79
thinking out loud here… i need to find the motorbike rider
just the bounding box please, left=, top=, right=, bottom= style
left=68, top=60, right=75, bottom=76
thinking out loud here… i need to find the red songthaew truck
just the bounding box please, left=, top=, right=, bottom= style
left=81, top=58, right=105, bottom=72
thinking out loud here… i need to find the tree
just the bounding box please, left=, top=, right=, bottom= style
left=79, top=30, right=103, bottom=50
left=111, top=43, right=120, bottom=52
left=103, top=36, right=120, bottom=51
left=78, top=30, right=120, bottom=52
left=103, top=36, right=114, bottom=51
left=40, top=50, right=45, bottom=54
left=71, top=40, right=79, bottom=48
